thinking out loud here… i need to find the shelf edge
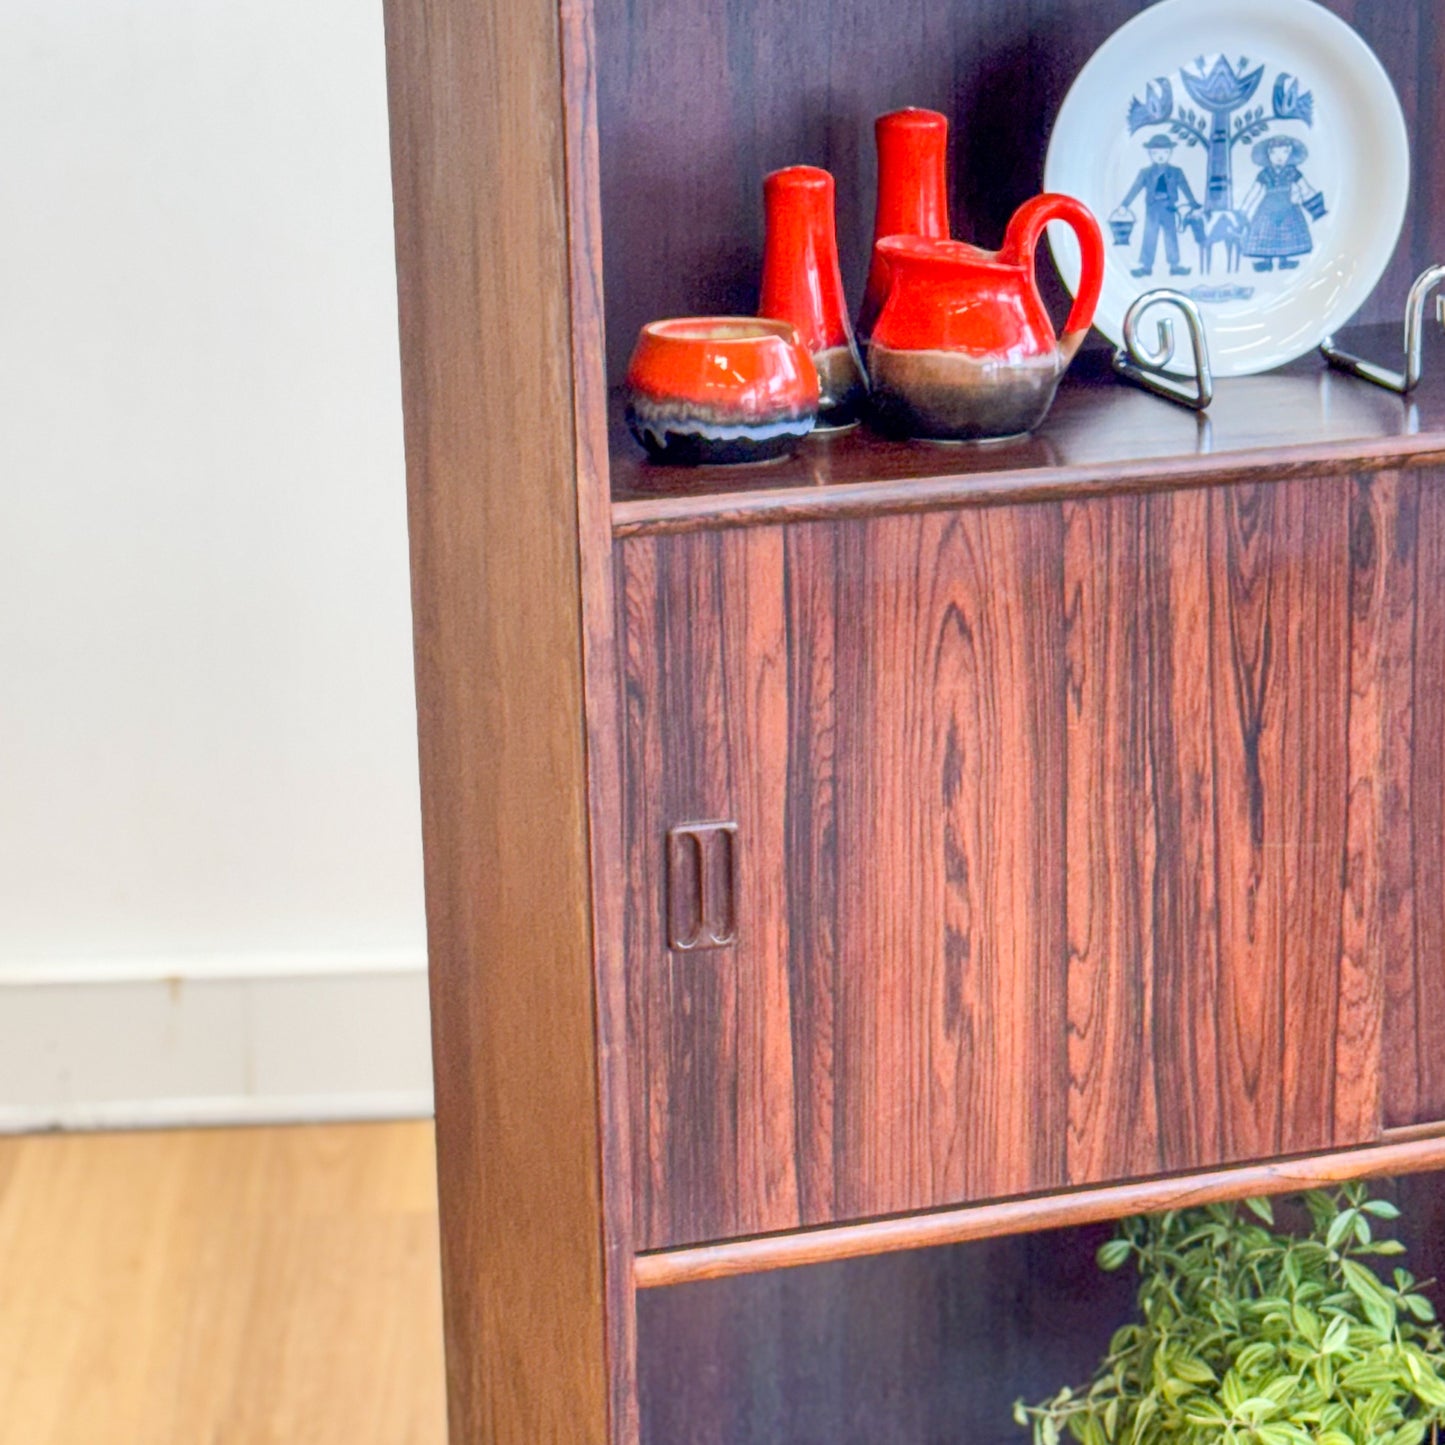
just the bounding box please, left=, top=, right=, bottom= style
left=612, top=434, right=1445, bottom=538
left=633, top=1134, right=1445, bottom=1289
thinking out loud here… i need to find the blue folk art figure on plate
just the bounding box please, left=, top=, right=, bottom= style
left=1112, top=55, right=1327, bottom=301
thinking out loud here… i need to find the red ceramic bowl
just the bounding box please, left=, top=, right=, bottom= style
left=625, top=317, right=820, bottom=465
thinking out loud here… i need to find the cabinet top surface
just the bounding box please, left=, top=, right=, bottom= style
left=610, top=325, right=1445, bottom=536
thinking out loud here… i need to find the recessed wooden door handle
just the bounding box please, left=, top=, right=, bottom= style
left=666, top=822, right=738, bottom=951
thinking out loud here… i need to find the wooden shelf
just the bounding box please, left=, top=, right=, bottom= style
left=611, top=325, right=1445, bottom=537
left=634, top=1130, right=1445, bottom=1289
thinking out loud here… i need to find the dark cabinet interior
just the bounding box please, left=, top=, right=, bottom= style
left=638, top=1172, right=1445, bottom=1445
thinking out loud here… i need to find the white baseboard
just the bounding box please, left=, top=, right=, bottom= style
left=0, top=952, right=435, bottom=1133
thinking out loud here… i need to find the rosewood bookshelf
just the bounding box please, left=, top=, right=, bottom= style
left=381, top=0, right=1445, bottom=1440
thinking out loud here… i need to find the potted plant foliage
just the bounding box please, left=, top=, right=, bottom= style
left=1016, top=1184, right=1445, bottom=1445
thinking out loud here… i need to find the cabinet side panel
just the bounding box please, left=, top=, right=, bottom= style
left=559, top=0, right=639, bottom=1436
left=383, top=0, right=612, bottom=1439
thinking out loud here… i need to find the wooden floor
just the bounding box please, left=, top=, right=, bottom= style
left=0, top=1121, right=447, bottom=1445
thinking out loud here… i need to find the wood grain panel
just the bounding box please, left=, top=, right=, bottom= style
left=1338, top=474, right=1405, bottom=1142
left=1141, top=490, right=1226, bottom=1170
left=595, top=0, right=1444, bottom=379
left=384, top=0, right=620, bottom=1437
left=1063, top=493, right=1166, bottom=1183
left=557, top=0, right=641, bottom=1432
left=620, top=472, right=1443, bottom=1251
left=782, top=524, right=844, bottom=1226
left=1209, top=482, right=1358, bottom=1156
left=1061, top=483, right=1366, bottom=1180
left=829, top=508, right=1067, bottom=1218
left=1382, top=472, right=1445, bottom=1127
left=721, top=529, right=802, bottom=1232
left=1409, top=477, right=1445, bottom=1121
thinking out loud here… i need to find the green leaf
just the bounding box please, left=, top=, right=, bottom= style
left=1221, top=1369, right=1246, bottom=1414
left=1321, top=1314, right=1351, bottom=1355
left=1260, top=1373, right=1302, bottom=1404
left=1256, top=1425, right=1300, bottom=1445
left=1411, top=1370, right=1445, bottom=1408
left=1405, top=1295, right=1438, bottom=1324
left=1236, top=1342, right=1278, bottom=1374
left=1364, top=1200, right=1402, bottom=1220
left=1098, top=1239, right=1133, bottom=1272
left=1341, top=1257, right=1396, bottom=1320
left=1246, top=1197, right=1276, bottom=1225
left=1233, top=1394, right=1284, bottom=1423
left=1340, top=1359, right=1402, bottom=1390
left=1364, top=1293, right=1399, bottom=1334
left=1174, top=1355, right=1218, bottom=1385
left=1328, top=1209, right=1358, bottom=1251
left=1292, top=1304, right=1322, bottom=1347
left=1186, top=1402, right=1231, bottom=1426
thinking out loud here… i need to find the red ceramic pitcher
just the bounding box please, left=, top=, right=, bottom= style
left=868, top=193, right=1105, bottom=441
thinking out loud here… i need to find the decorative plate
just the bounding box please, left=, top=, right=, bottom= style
left=1043, top=0, right=1409, bottom=377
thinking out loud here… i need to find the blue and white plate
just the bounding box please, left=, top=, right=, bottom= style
left=1044, top=0, right=1409, bottom=376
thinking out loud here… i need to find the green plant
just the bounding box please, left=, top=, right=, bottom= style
left=1015, top=1184, right=1445, bottom=1445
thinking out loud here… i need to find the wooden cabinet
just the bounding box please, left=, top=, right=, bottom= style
left=382, top=0, right=1445, bottom=1439
left=619, top=474, right=1445, bottom=1253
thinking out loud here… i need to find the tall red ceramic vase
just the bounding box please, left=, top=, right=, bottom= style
left=858, top=108, right=952, bottom=342
left=758, top=165, right=868, bottom=430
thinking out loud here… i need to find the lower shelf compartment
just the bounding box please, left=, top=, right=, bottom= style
left=637, top=1167, right=1445, bottom=1445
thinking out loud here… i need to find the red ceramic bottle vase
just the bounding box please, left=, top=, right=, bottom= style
left=858, top=108, right=952, bottom=343
left=758, top=165, right=868, bottom=430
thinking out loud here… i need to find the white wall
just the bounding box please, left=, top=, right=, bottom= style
left=0, top=0, right=431, bottom=1127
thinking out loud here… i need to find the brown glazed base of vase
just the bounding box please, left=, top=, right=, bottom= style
left=625, top=396, right=815, bottom=465
left=814, top=342, right=870, bottom=431
left=867, top=343, right=1063, bottom=442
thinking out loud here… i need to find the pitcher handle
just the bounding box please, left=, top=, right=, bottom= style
left=1003, top=193, right=1105, bottom=358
